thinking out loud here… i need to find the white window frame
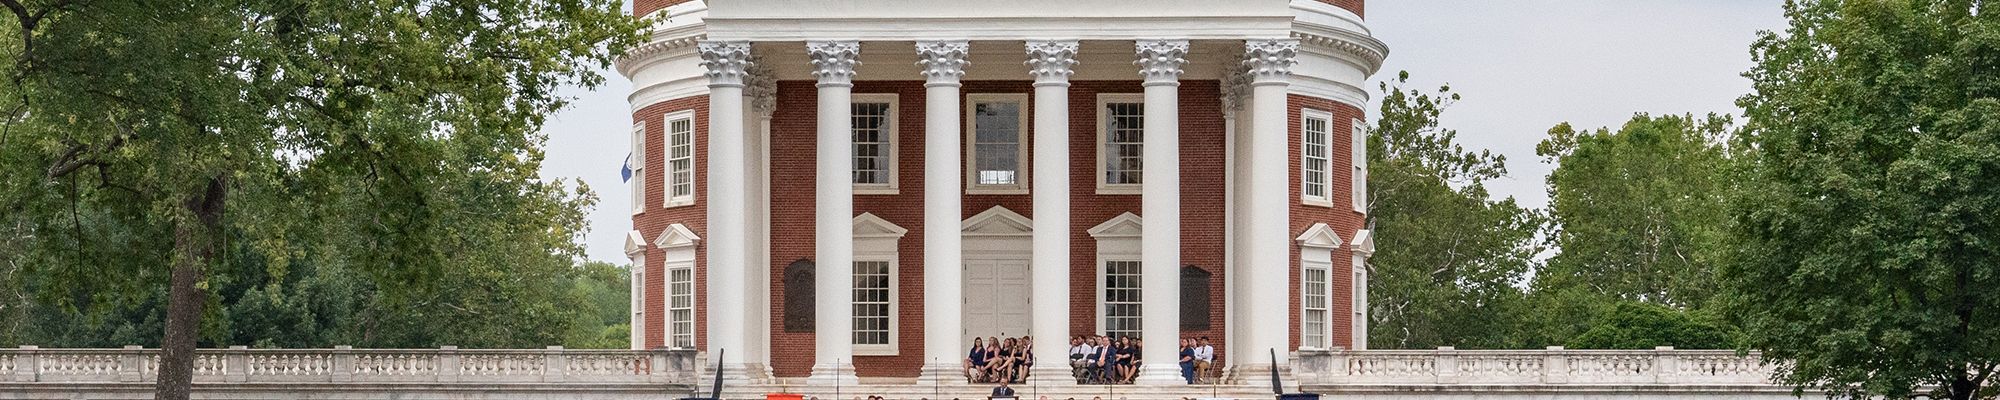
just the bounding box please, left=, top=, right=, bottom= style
left=663, top=110, right=697, bottom=208
left=630, top=255, right=647, bottom=349
left=1099, top=259, right=1144, bottom=340
left=1095, top=94, right=1146, bottom=195
left=965, top=94, right=1031, bottom=195
left=1295, top=223, right=1343, bottom=350
left=1301, top=257, right=1331, bottom=350
left=1301, top=109, right=1335, bottom=207
left=654, top=223, right=700, bottom=350
left=852, top=94, right=900, bottom=195
left=1352, top=118, right=1368, bottom=213
left=852, top=213, right=907, bottom=356
left=667, top=260, right=695, bottom=349
left=852, top=258, right=897, bottom=354
left=1089, top=213, right=1144, bottom=340
left=631, top=121, right=648, bottom=215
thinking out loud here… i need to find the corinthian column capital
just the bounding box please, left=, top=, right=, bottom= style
left=916, top=40, right=970, bottom=86
left=698, top=41, right=754, bottom=87
left=1134, top=39, right=1189, bottom=85
left=1243, top=39, right=1300, bottom=84
left=808, top=41, right=861, bottom=87
left=1026, top=40, right=1079, bottom=87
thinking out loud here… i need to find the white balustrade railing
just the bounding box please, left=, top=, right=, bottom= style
left=1295, top=347, right=1781, bottom=386
left=0, top=345, right=698, bottom=385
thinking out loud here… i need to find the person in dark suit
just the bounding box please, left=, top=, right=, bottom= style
left=989, top=381, right=1016, bottom=399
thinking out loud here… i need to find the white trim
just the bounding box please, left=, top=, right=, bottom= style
left=624, top=230, right=649, bottom=257
left=663, top=110, right=699, bottom=208
left=1090, top=212, right=1144, bottom=337
left=632, top=120, right=649, bottom=215
left=1095, top=93, right=1147, bottom=195
left=666, top=258, right=696, bottom=349
left=852, top=212, right=906, bottom=356
left=1294, top=222, right=1344, bottom=249
left=962, top=206, right=1034, bottom=237
left=1300, top=109, right=1335, bottom=207
left=852, top=93, right=901, bottom=195
left=1352, top=118, right=1368, bottom=213
left=654, top=223, right=703, bottom=249
left=630, top=253, right=647, bottom=350
left=965, top=94, right=1031, bottom=195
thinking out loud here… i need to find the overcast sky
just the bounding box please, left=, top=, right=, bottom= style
left=541, top=1, right=1793, bottom=263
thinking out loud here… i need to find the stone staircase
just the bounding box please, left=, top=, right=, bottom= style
left=715, top=380, right=1283, bottom=400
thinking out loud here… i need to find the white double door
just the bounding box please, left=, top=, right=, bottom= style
left=961, top=256, right=1032, bottom=348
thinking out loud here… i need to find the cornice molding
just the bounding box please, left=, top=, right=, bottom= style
left=1292, top=25, right=1390, bottom=74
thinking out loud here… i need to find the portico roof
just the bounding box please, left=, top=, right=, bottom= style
left=702, top=0, right=1297, bottom=42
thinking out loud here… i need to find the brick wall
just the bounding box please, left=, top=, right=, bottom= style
left=1318, top=0, right=1365, bottom=18
left=1287, top=95, right=1366, bottom=351
left=632, top=0, right=689, bottom=16
left=632, top=96, right=711, bottom=351
left=764, top=80, right=1229, bottom=378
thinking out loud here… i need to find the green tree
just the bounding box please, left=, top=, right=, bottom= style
left=0, top=2, right=642, bottom=399
left=1365, top=72, right=1546, bottom=349
left=1528, top=114, right=1735, bottom=345
left=1722, top=0, right=2000, bottom=399
left=1566, top=301, right=1735, bottom=350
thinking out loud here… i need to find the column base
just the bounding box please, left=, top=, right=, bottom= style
left=1132, top=362, right=1187, bottom=385
left=806, top=362, right=860, bottom=386
left=706, top=362, right=768, bottom=387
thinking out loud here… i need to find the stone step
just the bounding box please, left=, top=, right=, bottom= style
left=713, top=382, right=1280, bottom=400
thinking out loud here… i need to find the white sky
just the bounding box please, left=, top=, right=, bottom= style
left=541, top=1, right=1792, bottom=263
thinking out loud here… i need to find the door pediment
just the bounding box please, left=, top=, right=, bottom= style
left=963, top=206, right=1033, bottom=237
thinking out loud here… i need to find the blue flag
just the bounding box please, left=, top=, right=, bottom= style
left=621, top=153, right=634, bottom=183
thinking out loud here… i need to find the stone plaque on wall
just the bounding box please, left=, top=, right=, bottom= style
left=1180, top=265, right=1212, bottom=330
left=783, top=259, right=815, bottom=332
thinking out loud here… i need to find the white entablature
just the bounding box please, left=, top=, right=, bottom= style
left=616, top=0, right=1388, bottom=113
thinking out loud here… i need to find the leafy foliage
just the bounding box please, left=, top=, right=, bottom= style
left=1567, top=301, right=1735, bottom=350
left=0, top=1, right=643, bottom=397
left=1365, top=72, right=1547, bottom=349
left=1527, top=114, right=1739, bottom=346
left=1722, top=0, right=2000, bottom=399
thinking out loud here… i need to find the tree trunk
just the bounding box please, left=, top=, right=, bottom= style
left=155, top=176, right=226, bottom=400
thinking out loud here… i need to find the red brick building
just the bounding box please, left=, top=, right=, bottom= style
left=617, top=0, right=1384, bottom=387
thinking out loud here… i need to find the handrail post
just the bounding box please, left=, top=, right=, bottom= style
left=1435, top=346, right=1457, bottom=384
left=118, top=345, right=143, bottom=383
left=438, top=346, right=461, bottom=383
left=1327, top=347, right=1350, bottom=384
left=1653, top=346, right=1676, bottom=384
left=331, top=345, right=355, bottom=383
left=225, top=345, right=250, bottom=383
left=1542, top=346, right=1568, bottom=384
left=648, top=348, right=669, bottom=383
left=542, top=346, right=566, bottom=383
left=12, top=345, right=36, bottom=382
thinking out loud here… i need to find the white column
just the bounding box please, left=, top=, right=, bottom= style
left=697, top=40, right=753, bottom=381
left=807, top=40, right=861, bottom=385
left=746, top=59, right=779, bottom=379
left=916, top=40, right=970, bottom=384
left=1026, top=39, right=1079, bottom=385
left=1134, top=39, right=1188, bottom=385
left=1234, top=39, right=1299, bottom=377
